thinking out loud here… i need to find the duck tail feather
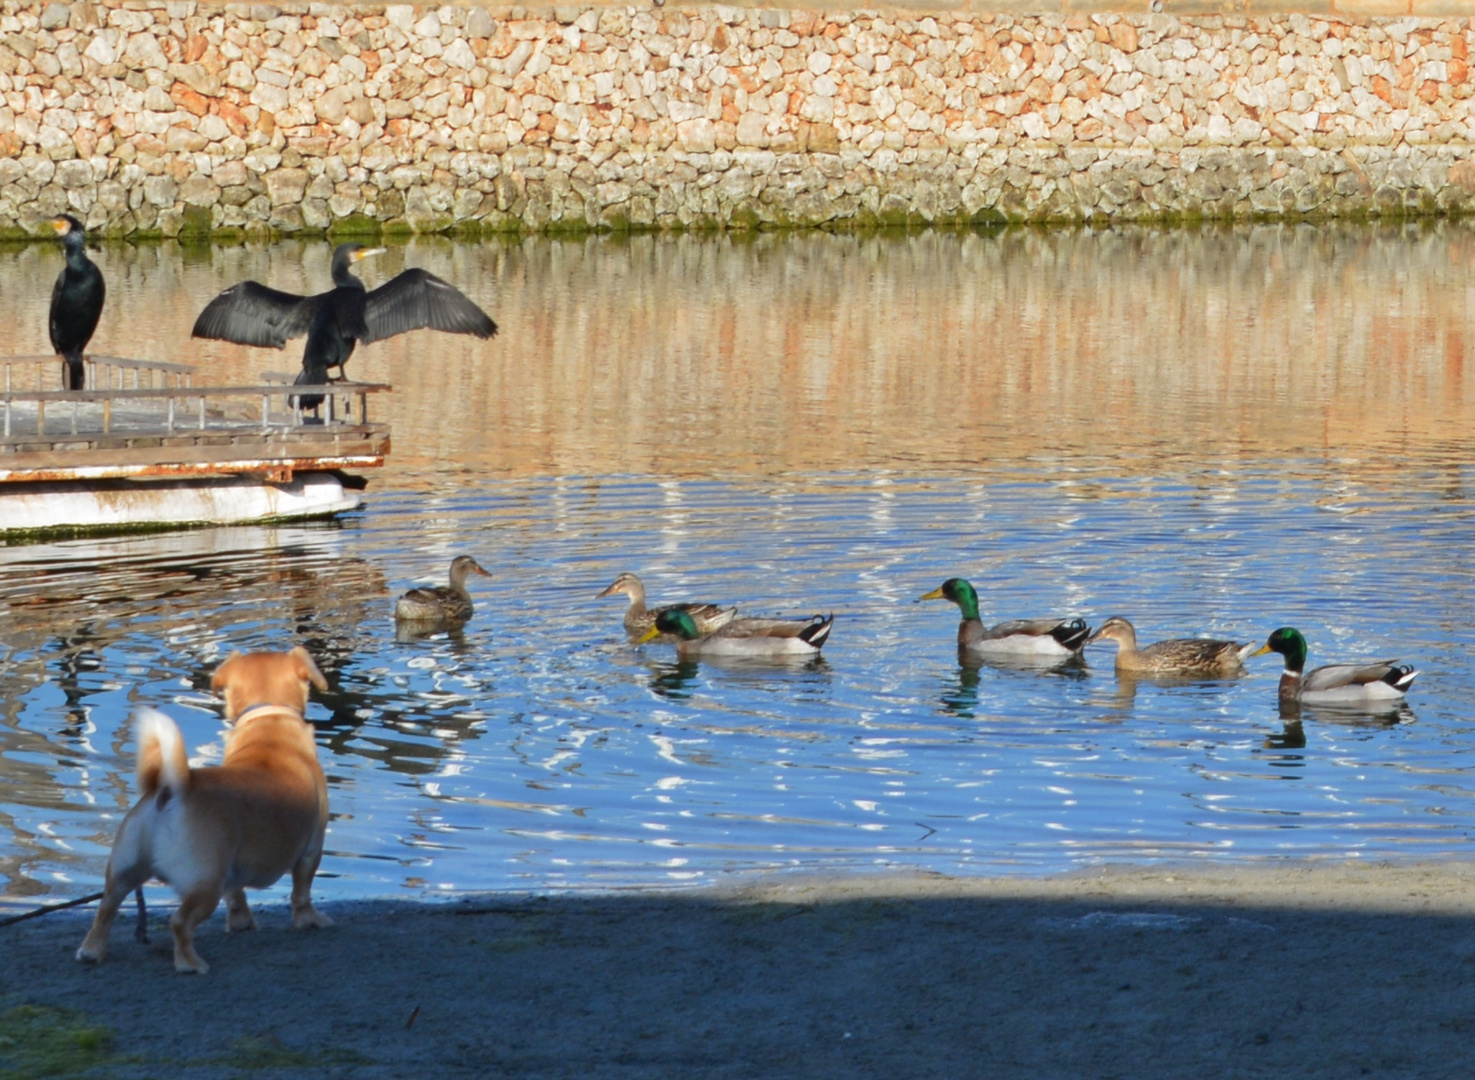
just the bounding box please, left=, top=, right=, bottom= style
left=799, top=614, right=834, bottom=649
left=1387, top=665, right=1419, bottom=692
left=1055, top=618, right=1091, bottom=652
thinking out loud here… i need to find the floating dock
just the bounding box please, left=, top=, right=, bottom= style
left=0, top=355, right=390, bottom=534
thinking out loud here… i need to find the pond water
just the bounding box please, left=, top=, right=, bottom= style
left=4, top=223, right=1475, bottom=906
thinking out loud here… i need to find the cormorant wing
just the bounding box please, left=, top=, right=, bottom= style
left=191, top=281, right=326, bottom=348
left=361, top=268, right=498, bottom=345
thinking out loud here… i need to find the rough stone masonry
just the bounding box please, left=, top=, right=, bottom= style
left=3, top=0, right=1475, bottom=236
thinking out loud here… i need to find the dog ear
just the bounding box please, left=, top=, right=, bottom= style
left=291, top=646, right=329, bottom=692
left=209, top=650, right=244, bottom=693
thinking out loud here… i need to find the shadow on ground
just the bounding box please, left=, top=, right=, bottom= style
left=7, top=864, right=1475, bottom=1079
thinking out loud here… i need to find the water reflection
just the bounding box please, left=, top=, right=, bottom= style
left=0, top=221, right=1472, bottom=481
left=4, top=226, right=1475, bottom=902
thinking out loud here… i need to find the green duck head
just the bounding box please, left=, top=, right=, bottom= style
left=919, top=578, right=981, bottom=621
left=639, top=608, right=702, bottom=644
left=1251, top=627, right=1308, bottom=673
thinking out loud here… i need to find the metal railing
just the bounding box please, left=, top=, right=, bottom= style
left=1, top=354, right=194, bottom=393
left=0, top=381, right=389, bottom=443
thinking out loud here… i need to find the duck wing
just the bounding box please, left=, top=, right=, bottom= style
left=718, top=615, right=832, bottom=647
left=657, top=602, right=736, bottom=633
left=361, top=269, right=498, bottom=344
left=192, top=281, right=326, bottom=348
left=984, top=617, right=1090, bottom=651
left=1301, top=660, right=1416, bottom=694
left=1139, top=638, right=1253, bottom=669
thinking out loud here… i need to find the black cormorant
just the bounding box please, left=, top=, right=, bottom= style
left=49, top=214, right=105, bottom=391
left=191, top=243, right=498, bottom=412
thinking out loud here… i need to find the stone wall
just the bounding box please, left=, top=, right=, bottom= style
left=5, top=0, right=1475, bottom=236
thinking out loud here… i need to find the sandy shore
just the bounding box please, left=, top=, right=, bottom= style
left=7, top=861, right=1475, bottom=1078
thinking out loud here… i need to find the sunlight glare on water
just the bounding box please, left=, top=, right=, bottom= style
left=3, top=223, right=1475, bottom=904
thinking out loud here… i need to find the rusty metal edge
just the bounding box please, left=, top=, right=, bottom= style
left=0, top=454, right=386, bottom=484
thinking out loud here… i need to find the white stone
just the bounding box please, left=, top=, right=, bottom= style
left=677, top=117, right=716, bottom=152
left=444, top=38, right=475, bottom=70
left=736, top=111, right=767, bottom=146
left=82, top=31, right=117, bottom=65
left=123, top=32, right=168, bottom=70
left=198, top=114, right=230, bottom=142
left=808, top=51, right=831, bottom=75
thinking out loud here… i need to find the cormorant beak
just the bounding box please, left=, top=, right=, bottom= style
left=918, top=587, right=946, bottom=602
left=636, top=626, right=661, bottom=645
left=1249, top=644, right=1273, bottom=658
left=353, top=247, right=387, bottom=262
left=49, top=218, right=70, bottom=235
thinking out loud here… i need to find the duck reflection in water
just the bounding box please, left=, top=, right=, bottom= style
left=940, top=663, right=982, bottom=719
left=646, top=659, right=702, bottom=701
left=52, top=625, right=105, bottom=737
left=1265, top=720, right=1307, bottom=751
left=1100, top=669, right=1245, bottom=712
left=939, top=657, right=1087, bottom=719
left=1277, top=696, right=1413, bottom=726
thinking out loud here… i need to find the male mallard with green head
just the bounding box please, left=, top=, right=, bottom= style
left=638, top=609, right=832, bottom=659
left=1251, top=627, right=1417, bottom=705
left=919, top=578, right=1089, bottom=659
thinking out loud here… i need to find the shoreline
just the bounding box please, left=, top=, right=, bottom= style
left=8, top=859, right=1475, bottom=1077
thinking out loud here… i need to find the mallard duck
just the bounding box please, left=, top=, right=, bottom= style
left=1251, top=627, right=1417, bottom=705
left=1088, top=615, right=1256, bottom=675
left=394, top=556, right=491, bottom=623
left=638, top=608, right=833, bottom=658
left=919, top=578, right=1089, bottom=658
left=596, top=571, right=736, bottom=638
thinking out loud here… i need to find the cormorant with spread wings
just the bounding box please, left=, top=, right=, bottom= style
left=191, top=243, right=497, bottom=410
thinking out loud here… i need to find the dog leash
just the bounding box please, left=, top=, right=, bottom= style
left=2, top=887, right=151, bottom=943
left=0, top=890, right=104, bottom=928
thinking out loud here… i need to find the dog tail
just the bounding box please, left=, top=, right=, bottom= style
left=135, top=707, right=190, bottom=798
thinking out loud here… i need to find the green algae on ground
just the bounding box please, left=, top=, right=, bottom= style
left=211, top=1034, right=371, bottom=1070
left=0, top=1004, right=119, bottom=1079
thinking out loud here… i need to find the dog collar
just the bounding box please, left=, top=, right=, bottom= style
left=231, top=703, right=306, bottom=726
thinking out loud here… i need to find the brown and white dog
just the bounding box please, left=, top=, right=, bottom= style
left=77, top=646, right=332, bottom=973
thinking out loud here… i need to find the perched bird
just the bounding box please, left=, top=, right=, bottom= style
left=1251, top=626, right=1417, bottom=706
left=919, top=578, right=1089, bottom=659
left=191, top=243, right=498, bottom=411
left=394, top=556, right=492, bottom=623
left=49, top=214, right=105, bottom=391
left=638, top=608, right=833, bottom=659
left=1087, top=615, right=1256, bottom=676
left=596, top=571, right=736, bottom=639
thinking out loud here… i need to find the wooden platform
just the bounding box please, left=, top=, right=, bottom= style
left=0, top=355, right=392, bottom=533
left=0, top=355, right=390, bottom=484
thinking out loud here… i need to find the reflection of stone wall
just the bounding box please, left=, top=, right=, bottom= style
left=6, top=2, right=1475, bottom=236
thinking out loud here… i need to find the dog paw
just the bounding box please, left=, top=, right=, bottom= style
left=173, top=954, right=209, bottom=974
left=75, top=946, right=103, bottom=964
left=293, top=909, right=333, bottom=930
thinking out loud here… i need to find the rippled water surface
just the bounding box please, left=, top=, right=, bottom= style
left=5, top=223, right=1475, bottom=905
